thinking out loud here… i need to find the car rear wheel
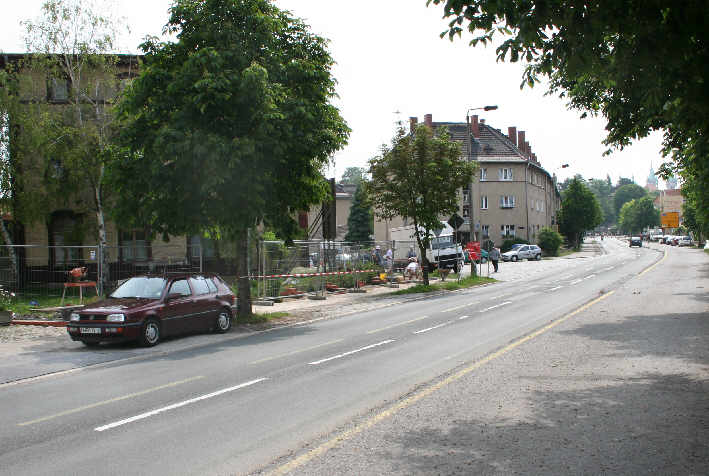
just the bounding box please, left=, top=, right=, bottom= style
left=535, top=254, right=542, bottom=261
left=215, top=308, right=232, bottom=333
left=511, top=255, right=518, bottom=262
left=139, top=319, right=161, bottom=347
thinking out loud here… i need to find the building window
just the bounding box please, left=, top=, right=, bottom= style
left=481, top=195, right=488, bottom=210
left=500, top=195, right=516, bottom=208
left=499, top=168, right=513, bottom=181
left=50, top=211, right=83, bottom=265
left=462, top=190, right=470, bottom=203
left=541, top=201, right=545, bottom=212
left=463, top=206, right=470, bottom=217
left=120, top=229, right=150, bottom=262
left=482, top=225, right=489, bottom=238
left=188, top=235, right=216, bottom=260
left=480, top=168, right=488, bottom=181
left=501, top=224, right=515, bottom=237
left=48, top=78, right=69, bottom=102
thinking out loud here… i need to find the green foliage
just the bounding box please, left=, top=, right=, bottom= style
left=111, top=0, right=349, bottom=316
left=366, top=123, right=476, bottom=285
left=558, top=177, right=602, bottom=249
left=587, top=178, right=615, bottom=226
left=613, top=183, right=647, bottom=216
left=429, top=0, right=708, bottom=237
left=618, top=196, right=660, bottom=234
left=344, top=183, right=373, bottom=242
left=537, top=227, right=563, bottom=256
left=501, top=237, right=529, bottom=253
left=340, top=167, right=367, bottom=186
left=392, top=274, right=494, bottom=295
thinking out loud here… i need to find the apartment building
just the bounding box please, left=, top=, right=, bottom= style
left=375, top=114, right=561, bottom=247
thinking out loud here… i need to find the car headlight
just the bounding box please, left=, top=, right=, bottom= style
left=106, top=313, right=125, bottom=322
left=70, top=313, right=80, bottom=321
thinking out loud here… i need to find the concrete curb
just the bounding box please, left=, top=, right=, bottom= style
left=11, top=320, right=67, bottom=327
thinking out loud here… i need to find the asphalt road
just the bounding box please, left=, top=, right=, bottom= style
left=1, top=238, right=705, bottom=475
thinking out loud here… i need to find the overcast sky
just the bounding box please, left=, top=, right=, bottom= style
left=0, top=0, right=671, bottom=188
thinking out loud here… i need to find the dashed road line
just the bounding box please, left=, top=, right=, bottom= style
left=250, top=339, right=344, bottom=365
left=479, top=301, right=512, bottom=313
left=584, top=274, right=596, bottom=280
left=367, top=316, right=428, bottom=334
left=308, top=340, right=395, bottom=366
left=570, top=279, right=583, bottom=285
left=413, top=322, right=450, bottom=334
left=548, top=285, right=563, bottom=292
left=441, top=302, right=478, bottom=313
left=458, top=315, right=470, bottom=320
left=95, top=378, right=268, bottom=432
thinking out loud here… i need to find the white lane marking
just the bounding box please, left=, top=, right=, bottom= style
left=559, top=274, right=573, bottom=279
left=413, top=322, right=450, bottom=334
left=479, top=301, right=513, bottom=313
left=549, top=285, right=563, bottom=291
left=442, top=302, right=478, bottom=312
left=585, top=274, right=596, bottom=280
left=94, top=378, right=268, bottom=432
left=20, top=376, right=205, bottom=427
left=367, top=316, right=428, bottom=334
left=458, top=315, right=470, bottom=320
left=309, top=340, right=395, bottom=365
left=487, top=294, right=507, bottom=300
left=250, top=339, right=344, bottom=365
left=570, top=279, right=583, bottom=285
left=603, top=266, right=614, bottom=271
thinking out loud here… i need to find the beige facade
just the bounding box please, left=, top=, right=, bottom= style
left=654, top=189, right=684, bottom=225
left=306, top=183, right=357, bottom=240
left=374, top=114, right=561, bottom=247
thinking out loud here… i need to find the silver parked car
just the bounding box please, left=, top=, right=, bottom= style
left=501, top=244, right=542, bottom=261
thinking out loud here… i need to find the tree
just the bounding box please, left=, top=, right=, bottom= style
left=618, top=197, right=659, bottom=234
left=613, top=183, right=646, bottom=216
left=430, top=0, right=709, bottom=234
left=4, top=0, right=129, bottom=291
left=340, top=167, right=367, bottom=186
left=344, top=183, right=372, bottom=243
left=537, top=227, right=563, bottom=256
left=366, top=123, right=475, bottom=285
left=557, top=177, right=602, bottom=249
left=587, top=178, right=614, bottom=227
left=111, top=0, right=348, bottom=319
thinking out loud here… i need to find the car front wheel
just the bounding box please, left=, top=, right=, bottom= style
left=215, top=309, right=232, bottom=333
left=511, top=255, right=518, bottom=262
left=535, top=254, right=542, bottom=261
left=139, top=319, right=161, bottom=347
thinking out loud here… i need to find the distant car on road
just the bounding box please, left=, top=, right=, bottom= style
left=501, top=244, right=542, bottom=261
left=629, top=236, right=642, bottom=247
left=67, top=274, right=236, bottom=347
left=677, top=236, right=692, bottom=247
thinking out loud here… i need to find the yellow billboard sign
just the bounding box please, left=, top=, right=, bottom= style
left=661, top=211, right=679, bottom=228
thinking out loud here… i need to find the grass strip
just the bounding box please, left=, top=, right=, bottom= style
left=391, top=275, right=495, bottom=295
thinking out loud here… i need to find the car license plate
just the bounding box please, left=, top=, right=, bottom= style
left=80, top=327, right=101, bottom=334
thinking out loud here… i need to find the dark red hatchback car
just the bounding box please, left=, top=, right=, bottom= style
left=67, top=274, right=236, bottom=347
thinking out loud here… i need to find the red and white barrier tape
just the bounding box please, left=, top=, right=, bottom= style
left=245, top=269, right=381, bottom=279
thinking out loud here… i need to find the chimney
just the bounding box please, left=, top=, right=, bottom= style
left=517, top=131, right=526, bottom=154
left=471, top=114, right=479, bottom=138
left=409, top=116, right=418, bottom=133
left=424, top=113, right=433, bottom=128
left=524, top=141, right=530, bottom=158
left=527, top=143, right=532, bottom=159
left=508, top=127, right=517, bottom=147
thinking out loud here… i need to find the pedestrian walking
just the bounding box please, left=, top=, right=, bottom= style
left=373, top=246, right=383, bottom=266
left=385, top=247, right=393, bottom=272
left=406, top=245, right=417, bottom=260
left=489, top=246, right=500, bottom=273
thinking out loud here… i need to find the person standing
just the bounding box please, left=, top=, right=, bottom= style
left=385, top=247, right=393, bottom=272
left=489, top=246, right=500, bottom=273
left=407, top=245, right=417, bottom=260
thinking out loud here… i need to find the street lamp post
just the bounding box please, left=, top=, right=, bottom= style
left=466, top=105, right=498, bottom=276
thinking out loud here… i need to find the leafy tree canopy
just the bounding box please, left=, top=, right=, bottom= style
left=366, top=124, right=475, bottom=284
left=557, top=177, right=601, bottom=249
left=340, top=167, right=367, bottom=186
left=344, top=183, right=372, bottom=243
left=618, top=196, right=660, bottom=235
left=430, top=0, right=709, bottom=230
left=111, top=0, right=348, bottom=315
left=613, top=183, right=646, bottom=215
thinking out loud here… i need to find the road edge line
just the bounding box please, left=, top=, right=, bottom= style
left=267, top=290, right=616, bottom=476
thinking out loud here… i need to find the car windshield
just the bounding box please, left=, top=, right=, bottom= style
left=110, top=277, right=167, bottom=299
left=432, top=235, right=454, bottom=250
left=510, top=244, right=524, bottom=251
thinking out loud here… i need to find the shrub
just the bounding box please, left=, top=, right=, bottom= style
left=501, top=238, right=529, bottom=253
left=537, top=227, right=563, bottom=256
